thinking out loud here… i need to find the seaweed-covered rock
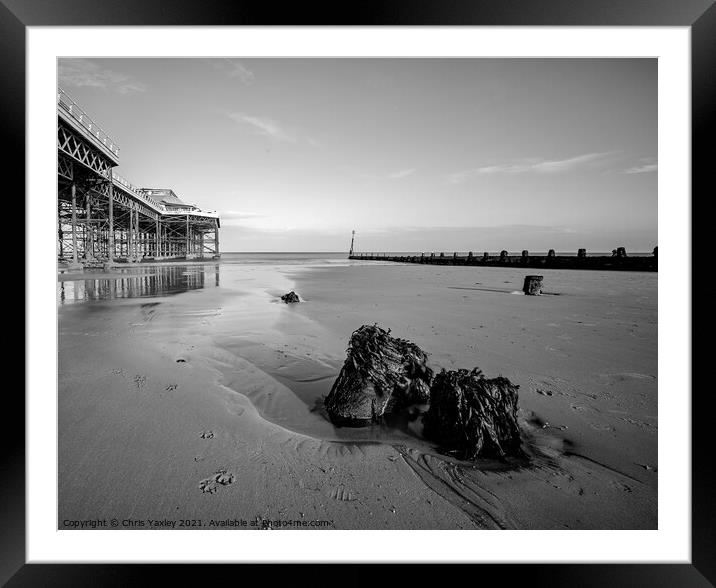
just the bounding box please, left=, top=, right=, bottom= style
left=423, top=368, right=522, bottom=460
left=325, top=325, right=433, bottom=426
left=280, top=291, right=300, bottom=303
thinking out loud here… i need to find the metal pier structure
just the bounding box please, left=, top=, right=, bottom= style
left=57, top=88, right=220, bottom=268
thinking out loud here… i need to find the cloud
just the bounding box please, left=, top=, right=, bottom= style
left=346, top=224, right=656, bottom=254
left=220, top=210, right=264, bottom=220
left=219, top=211, right=266, bottom=227
left=58, top=59, right=146, bottom=94
left=209, top=59, right=254, bottom=85
left=623, top=158, right=657, bottom=174
left=227, top=112, right=320, bottom=146
left=228, top=112, right=296, bottom=142
left=448, top=152, right=614, bottom=184
left=388, top=168, right=416, bottom=180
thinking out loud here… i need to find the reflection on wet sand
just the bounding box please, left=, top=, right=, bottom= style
left=57, top=264, right=220, bottom=303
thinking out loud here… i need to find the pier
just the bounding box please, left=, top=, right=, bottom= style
left=349, top=249, right=657, bottom=272
left=57, top=88, right=220, bottom=268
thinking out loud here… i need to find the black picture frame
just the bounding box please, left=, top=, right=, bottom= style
left=7, top=0, right=710, bottom=585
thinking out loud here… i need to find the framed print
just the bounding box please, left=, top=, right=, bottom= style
left=6, top=0, right=711, bottom=584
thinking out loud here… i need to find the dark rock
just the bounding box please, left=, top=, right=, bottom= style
left=280, top=291, right=300, bottom=303
left=325, top=325, right=433, bottom=426
left=523, top=275, right=543, bottom=295
left=422, top=368, right=522, bottom=460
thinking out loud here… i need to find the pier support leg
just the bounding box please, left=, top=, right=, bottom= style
left=214, top=222, right=220, bottom=259
left=85, top=192, right=92, bottom=259
left=128, top=207, right=134, bottom=262
left=69, top=183, right=81, bottom=269
left=135, top=209, right=140, bottom=261
left=108, top=178, right=114, bottom=266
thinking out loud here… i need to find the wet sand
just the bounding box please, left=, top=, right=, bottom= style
left=58, top=258, right=657, bottom=529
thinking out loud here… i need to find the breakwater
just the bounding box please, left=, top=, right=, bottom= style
left=349, top=248, right=657, bottom=272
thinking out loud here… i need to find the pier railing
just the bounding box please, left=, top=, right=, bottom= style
left=112, top=173, right=165, bottom=211
left=58, top=87, right=120, bottom=157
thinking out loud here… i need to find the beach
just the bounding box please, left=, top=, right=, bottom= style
left=58, top=254, right=657, bottom=530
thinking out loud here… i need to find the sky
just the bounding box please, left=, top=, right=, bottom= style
left=58, top=58, right=657, bottom=253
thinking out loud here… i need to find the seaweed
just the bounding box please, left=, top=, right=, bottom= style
left=423, top=368, right=522, bottom=460
left=325, top=325, right=433, bottom=426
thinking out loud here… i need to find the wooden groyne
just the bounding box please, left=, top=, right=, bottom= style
left=349, top=248, right=657, bottom=272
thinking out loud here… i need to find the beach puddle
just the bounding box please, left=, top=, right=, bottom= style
left=58, top=264, right=221, bottom=303
left=208, top=340, right=433, bottom=449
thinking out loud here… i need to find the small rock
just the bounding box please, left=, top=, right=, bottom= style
left=281, top=291, right=300, bottom=303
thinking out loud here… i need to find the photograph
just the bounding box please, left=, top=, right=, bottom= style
left=56, top=56, right=658, bottom=531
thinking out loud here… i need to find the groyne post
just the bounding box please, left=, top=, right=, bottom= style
left=523, top=275, right=543, bottom=295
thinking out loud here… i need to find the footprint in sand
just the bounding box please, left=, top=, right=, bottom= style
left=611, top=481, right=633, bottom=493
left=199, top=469, right=235, bottom=494
left=599, top=372, right=656, bottom=386
left=199, top=430, right=214, bottom=439
left=545, top=346, right=570, bottom=359
left=329, top=486, right=357, bottom=502
left=165, top=384, right=178, bottom=391
left=134, top=375, right=147, bottom=389
left=589, top=422, right=616, bottom=432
